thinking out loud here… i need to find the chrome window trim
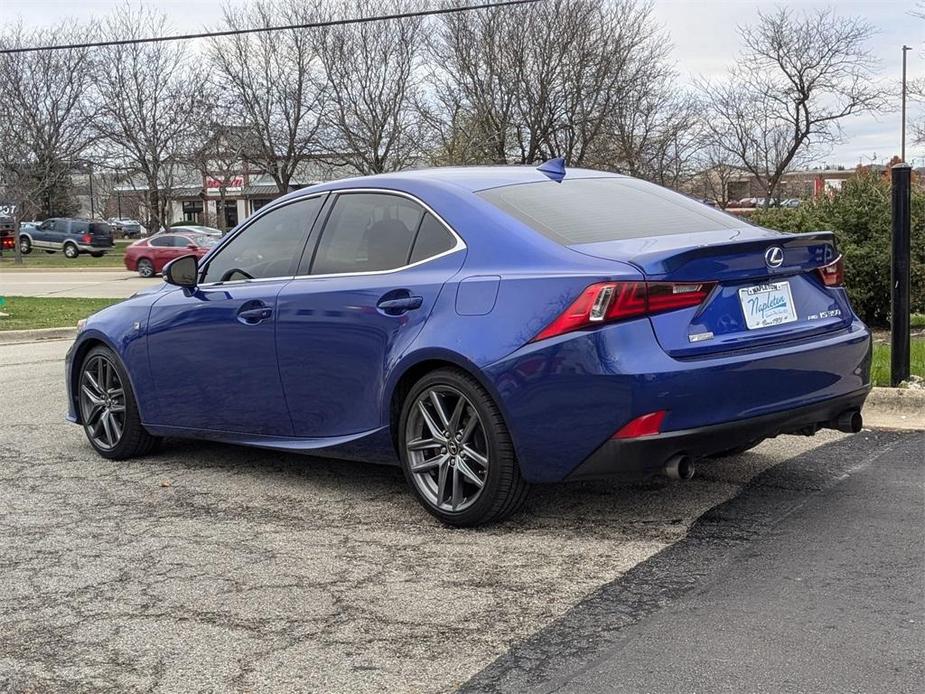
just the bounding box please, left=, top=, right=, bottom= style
left=196, top=187, right=466, bottom=288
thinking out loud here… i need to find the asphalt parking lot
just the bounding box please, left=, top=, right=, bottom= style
left=1, top=339, right=922, bottom=693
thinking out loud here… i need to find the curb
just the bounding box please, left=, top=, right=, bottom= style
left=0, top=326, right=77, bottom=344
left=864, top=387, right=925, bottom=430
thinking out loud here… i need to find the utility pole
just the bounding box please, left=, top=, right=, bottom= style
left=901, top=45, right=911, bottom=162
left=88, top=161, right=95, bottom=219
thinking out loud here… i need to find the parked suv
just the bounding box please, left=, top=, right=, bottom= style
left=19, top=218, right=115, bottom=258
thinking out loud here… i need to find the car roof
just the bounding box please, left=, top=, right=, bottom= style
left=305, top=165, right=624, bottom=195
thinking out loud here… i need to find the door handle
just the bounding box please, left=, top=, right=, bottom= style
left=377, top=295, right=423, bottom=314
left=237, top=305, right=273, bottom=324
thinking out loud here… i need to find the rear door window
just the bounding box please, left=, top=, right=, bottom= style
left=150, top=236, right=173, bottom=247
left=309, top=193, right=424, bottom=275
left=477, top=177, right=742, bottom=245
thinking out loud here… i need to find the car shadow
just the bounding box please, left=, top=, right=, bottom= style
left=129, top=437, right=780, bottom=534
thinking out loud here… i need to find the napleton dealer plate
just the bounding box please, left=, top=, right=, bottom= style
left=738, top=281, right=798, bottom=330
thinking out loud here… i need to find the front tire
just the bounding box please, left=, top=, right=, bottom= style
left=399, top=368, right=528, bottom=527
left=78, top=345, right=160, bottom=460
left=136, top=258, right=154, bottom=278
left=63, top=243, right=79, bottom=259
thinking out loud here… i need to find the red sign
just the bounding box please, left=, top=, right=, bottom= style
left=206, top=176, right=244, bottom=189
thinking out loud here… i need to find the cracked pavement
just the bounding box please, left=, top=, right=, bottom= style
left=1, top=339, right=849, bottom=693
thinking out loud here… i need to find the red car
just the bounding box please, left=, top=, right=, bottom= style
left=124, top=232, right=217, bottom=277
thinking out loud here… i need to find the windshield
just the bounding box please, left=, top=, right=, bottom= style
left=477, top=177, right=742, bottom=245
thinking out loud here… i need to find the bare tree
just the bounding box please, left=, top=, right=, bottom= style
left=700, top=7, right=885, bottom=204
left=426, top=0, right=674, bottom=172
left=316, top=0, right=426, bottom=174
left=92, top=6, right=203, bottom=231
left=209, top=0, right=326, bottom=194
left=0, top=23, right=96, bottom=225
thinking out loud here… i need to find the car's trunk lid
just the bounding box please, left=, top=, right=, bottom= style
left=571, top=228, right=852, bottom=357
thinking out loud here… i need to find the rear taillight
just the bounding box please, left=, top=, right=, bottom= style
left=533, top=281, right=716, bottom=342
left=816, top=255, right=844, bottom=287
left=81, top=234, right=92, bottom=244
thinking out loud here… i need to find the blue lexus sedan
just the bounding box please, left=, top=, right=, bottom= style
left=66, top=162, right=871, bottom=526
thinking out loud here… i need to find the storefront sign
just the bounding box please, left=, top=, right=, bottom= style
left=205, top=176, right=245, bottom=190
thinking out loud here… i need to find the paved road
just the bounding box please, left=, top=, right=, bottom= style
left=0, top=270, right=158, bottom=298
left=462, top=431, right=925, bottom=693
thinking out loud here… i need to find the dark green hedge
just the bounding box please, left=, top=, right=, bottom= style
left=751, top=171, right=924, bottom=327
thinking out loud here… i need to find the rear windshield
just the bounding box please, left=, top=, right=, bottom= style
left=477, top=177, right=742, bottom=245
left=70, top=220, right=112, bottom=235
left=89, top=222, right=112, bottom=236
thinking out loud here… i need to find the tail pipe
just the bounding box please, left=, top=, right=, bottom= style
left=663, top=454, right=695, bottom=481
left=832, top=409, right=863, bottom=434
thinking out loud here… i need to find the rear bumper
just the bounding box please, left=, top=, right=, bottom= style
left=485, top=317, right=872, bottom=483
left=566, top=386, right=870, bottom=481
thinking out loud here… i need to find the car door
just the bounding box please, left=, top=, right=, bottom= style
left=146, top=235, right=176, bottom=271
left=53, top=219, right=72, bottom=249
left=32, top=219, right=59, bottom=249
left=149, top=234, right=195, bottom=272
left=276, top=191, right=466, bottom=437
left=145, top=195, right=326, bottom=435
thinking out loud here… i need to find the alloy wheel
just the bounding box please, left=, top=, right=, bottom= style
left=137, top=259, right=154, bottom=278
left=79, top=354, right=126, bottom=450
left=405, top=386, right=489, bottom=512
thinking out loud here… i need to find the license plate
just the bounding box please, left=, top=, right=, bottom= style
left=738, top=281, right=797, bottom=330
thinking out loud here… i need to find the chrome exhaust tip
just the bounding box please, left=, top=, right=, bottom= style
left=663, top=454, right=695, bottom=481
left=833, top=409, right=863, bottom=434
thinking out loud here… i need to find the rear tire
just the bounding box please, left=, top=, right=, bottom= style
left=19, top=237, right=31, bottom=254
left=136, top=258, right=154, bottom=278
left=78, top=345, right=161, bottom=460
left=91, top=252, right=104, bottom=258
left=398, top=368, right=528, bottom=527
left=63, top=243, right=79, bottom=259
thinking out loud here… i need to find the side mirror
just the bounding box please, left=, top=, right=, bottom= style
left=163, top=254, right=198, bottom=289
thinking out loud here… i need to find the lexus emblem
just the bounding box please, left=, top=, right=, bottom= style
left=765, top=246, right=784, bottom=268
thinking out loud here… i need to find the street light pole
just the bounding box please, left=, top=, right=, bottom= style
left=88, top=161, right=95, bottom=219
left=901, top=45, right=911, bottom=162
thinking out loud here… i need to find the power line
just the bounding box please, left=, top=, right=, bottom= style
left=0, top=0, right=545, bottom=55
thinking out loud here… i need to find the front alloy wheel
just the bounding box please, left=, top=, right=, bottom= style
left=78, top=346, right=160, bottom=459
left=399, top=368, right=528, bottom=526
left=79, top=353, right=127, bottom=451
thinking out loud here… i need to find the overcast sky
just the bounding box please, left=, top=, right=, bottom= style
left=3, top=0, right=923, bottom=167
